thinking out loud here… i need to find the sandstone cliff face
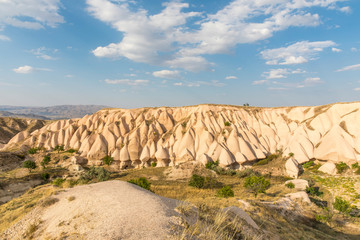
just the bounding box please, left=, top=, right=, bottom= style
left=5, top=103, right=360, bottom=168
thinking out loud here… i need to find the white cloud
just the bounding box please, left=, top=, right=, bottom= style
left=339, top=6, right=351, bottom=14
left=13, top=65, right=34, bottom=74
left=0, top=34, right=10, bottom=41
left=152, top=70, right=180, bottom=79
left=29, top=47, right=58, bottom=60
left=13, top=65, right=51, bottom=74
left=65, top=74, right=74, bottom=78
left=354, top=88, right=360, bottom=91
left=336, top=64, right=360, bottom=72
left=0, top=0, right=64, bottom=30
left=104, top=79, right=149, bottom=86
left=87, top=0, right=345, bottom=71
left=351, top=47, right=358, bottom=52
left=173, top=80, right=224, bottom=87
left=225, top=76, right=237, bottom=80
left=261, top=41, right=336, bottom=65
left=252, top=80, right=268, bottom=85
left=263, top=68, right=305, bottom=79
left=332, top=47, right=342, bottom=52
left=304, top=77, right=322, bottom=84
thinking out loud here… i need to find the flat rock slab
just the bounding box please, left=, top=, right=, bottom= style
left=285, top=179, right=309, bottom=190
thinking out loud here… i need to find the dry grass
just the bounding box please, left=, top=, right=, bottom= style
left=0, top=185, right=56, bottom=233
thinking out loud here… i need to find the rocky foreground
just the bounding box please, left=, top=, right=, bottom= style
left=4, top=102, right=360, bottom=169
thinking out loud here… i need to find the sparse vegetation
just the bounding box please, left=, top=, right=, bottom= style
left=306, top=186, right=323, bottom=197
left=54, top=144, right=64, bottom=153
left=285, top=182, right=295, bottom=189
left=41, top=197, right=59, bottom=207
left=216, top=186, right=234, bottom=198
left=128, top=177, right=151, bottom=191
left=23, top=160, right=36, bottom=172
left=41, top=172, right=50, bottom=181
left=28, top=147, right=39, bottom=155
left=41, top=155, right=51, bottom=168
left=335, top=162, right=348, bottom=174
left=102, top=155, right=114, bottom=166
left=205, top=160, right=219, bottom=170
left=236, top=168, right=257, bottom=178
left=66, top=148, right=77, bottom=153
left=80, top=167, right=110, bottom=182
left=302, top=161, right=314, bottom=169
left=288, top=152, right=294, bottom=158
left=224, top=121, right=231, bottom=126
left=244, top=175, right=270, bottom=197
left=151, top=162, right=157, bottom=167
left=253, top=153, right=280, bottom=166
left=52, top=178, right=65, bottom=187
left=188, top=174, right=205, bottom=189
left=333, top=197, right=353, bottom=214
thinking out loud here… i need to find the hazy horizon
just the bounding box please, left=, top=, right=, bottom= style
left=0, top=0, right=359, bottom=108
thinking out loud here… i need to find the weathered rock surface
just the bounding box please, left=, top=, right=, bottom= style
left=285, top=191, right=311, bottom=204
left=4, top=103, right=360, bottom=168
left=285, top=179, right=309, bottom=190
left=285, top=158, right=301, bottom=178
left=318, top=162, right=337, bottom=175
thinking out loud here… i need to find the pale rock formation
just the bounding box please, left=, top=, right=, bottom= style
left=4, top=102, right=360, bottom=169
left=285, top=191, right=311, bottom=204
left=285, top=179, right=309, bottom=190
left=318, top=162, right=337, bottom=175
left=285, top=158, right=301, bottom=178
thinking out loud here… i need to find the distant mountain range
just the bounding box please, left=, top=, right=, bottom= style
left=0, top=105, right=109, bottom=120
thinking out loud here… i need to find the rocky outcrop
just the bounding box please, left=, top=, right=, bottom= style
left=318, top=162, right=337, bottom=175
left=285, top=158, right=301, bottom=178
left=285, top=179, right=309, bottom=190
left=4, top=103, right=360, bottom=169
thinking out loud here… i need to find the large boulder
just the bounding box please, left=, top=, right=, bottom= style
left=70, top=155, right=88, bottom=165
left=285, top=158, right=301, bottom=178
left=285, top=179, right=309, bottom=190
left=318, top=162, right=337, bottom=175
left=285, top=191, right=311, bottom=204
left=223, top=206, right=259, bottom=230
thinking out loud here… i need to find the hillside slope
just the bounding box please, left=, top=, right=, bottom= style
left=4, top=102, right=360, bottom=167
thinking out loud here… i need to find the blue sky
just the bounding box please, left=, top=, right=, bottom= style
left=0, top=0, right=359, bottom=108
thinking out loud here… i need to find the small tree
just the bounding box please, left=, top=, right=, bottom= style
left=335, top=162, right=348, bottom=174
left=224, top=121, right=231, bottom=126
left=54, top=145, right=64, bottom=153
left=188, top=174, right=205, bottom=189
left=102, top=155, right=114, bottom=166
left=216, top=186, right=234, bottom=198
left=28, top=147, right=38, bottom=154
left=128, top=177, right=152, bottom=191
left=23, top=160, right=36, bottom=172
left=244, top=175, right=270, bottom=197
left=41, top=155, right=51, bottom=168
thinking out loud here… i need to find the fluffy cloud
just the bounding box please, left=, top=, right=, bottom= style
left=225, top=76, right=237, bottom=80
left=104, top=79, right=149, bottom=86
left=152, top=70, right=180, bottom=79
left=331, top=47, right=342, bottom=52
left=252, top=80, right=268, bottom=85
left=13, top=65, right=34, bottom=74
left=87, top=0, right=346, bottom=71
left=261, top=41, right=336, bottom=65
left=304, top=77, right=322, bottom=84
left=173, top=80, right=225, bottom=87
left=336, top=64, right=360, bottom=72
left=0, top=0, right=64, bottom=30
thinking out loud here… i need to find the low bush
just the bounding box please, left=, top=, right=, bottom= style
left=41, top=197, right=59, bottom=207
left=52, top=178, right=65, bottom=187
left=54, top=145, right=64, bottom=152
left=236, top=168, right=257, bottom=178
left=128, top=177, right=151, bottom=191
left=216, top=186, right=234, bottom=198
left=205, top=160, right=219, bottom=170
left=28, top=147, right=38, bottom=154
left=224, top=121, right=231, bottom=126
left=41, top=172, right=50, bottom=181
left=333, top=197, right=353, bottom=214
left=285, top=182, right=295, bottom=189
left=244, top=175, right=270, bottom=197
left=66, top=148, right=77, bottom=153
left=23, top=160, right=36, bottom=172
left=253, top=153, right=279, bottom=166
left=302, top=161, right=314, bottom=169
left=306, top=186, right=323, bottom=197
left=351, top=162, right=359, bottom=169
left=151, top=162, right=157, bottom=167
left=102, top=155, right=113, bottom=166
left=335, top=162, right=349, bottom=174
left=41, top=155, right=51, bottom=168
left=189, top=174, right=205, bottom=189
left=80, top=167, right=110, bottom=182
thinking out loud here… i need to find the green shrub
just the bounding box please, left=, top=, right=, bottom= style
left=224, top=121, right=231, bottom=126
left=306, top=186, right=323, bottom=197
left=23, top=160, right=36, bottom=172
left=54, top=145, right=64, bottom=152
left=102, top=155, right=114, bottom=166
left=128, top=177, right=151, bottom=191
left=351, top=162, right=359, bottom=169
left=285, top=182, right=295, bottom=189
left=253, top=154, right=279, bottom=166
left=333, top=197, right=353, bottom=213
left=302, top=161, right=314, bottom=169
left=41, top=172, right=50, bottom=181
left=52, top=178, right=65, bottom=187
left=80, top=167, right=110, bottom=182
left=237, top=168, right=257, bottom=178
left=315, top=212, right=333, bottom=223
left=216, top=186, right=234, bottom=198
left=151, top=162, right=157, bottom=167
left=244, top=175, right=270, bottom=197
left=66, top=149, right=77, bottom=153
left=41, top=155, right=51, bottom=168
left=28, top=148, right=38, bottom=154
left=188, top=174, right=205, bottom=189
left=205, top=160, right=219, bottom=170
left=335, top=162, right=348, bottom=174
left=355, top=167, right=360, bottom=175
